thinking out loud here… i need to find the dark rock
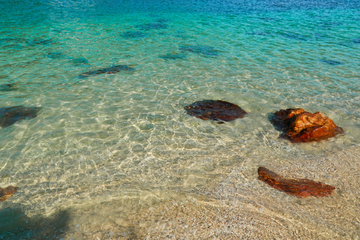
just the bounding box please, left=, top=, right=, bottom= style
left=279, top=33, right=308, bottom=41
left=247, top=31, right=270, bottom=36
left=184, top=100, right=247, bottom=123
left=319, top=59, right=343, bottom=65
left=179, top=45, right=219, bottom=57
left=159, top=53, right=185, bottom=60
left=258, top=167, right=335, bottom=198
left=0, top=84, right=17, bottom=92
left=270, top=108, right=344, bottom=143
left=47, top=52, right=66, bottom=59
left=71, top=57, right=89, bottom=66
left=0, top=186, right=18, bottom=202
left=156, top=18, right=170, bottom=23
left=121, top=31, right=147, bottom=39
left=0, top=37, right=28, bottom=43
left=79, top=65, right=135, bottom=78
left=353, top=38, right=360, bottom=43
left=136, top=23, right=168, bottom=30
left=0, top=106, right=41, bottom=128
left=28, top=39, right=52, bottom=45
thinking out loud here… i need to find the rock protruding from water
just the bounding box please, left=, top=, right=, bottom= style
left=0, top=186, right=18, bottom=202
left=0, top=106, right=41, bottom=128
left=258, top=167, right=335, bottom=198
left=184, top=100, right=247, bottom=123
left=271, top=108, right=343, bottom=143
left=79, top=65, right=135, bottom=78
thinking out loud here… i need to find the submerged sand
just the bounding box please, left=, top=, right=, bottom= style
left=3, top=145, right=356, bottom=239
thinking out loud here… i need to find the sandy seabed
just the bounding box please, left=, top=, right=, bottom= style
left=4, top=145, right=355, bottom=239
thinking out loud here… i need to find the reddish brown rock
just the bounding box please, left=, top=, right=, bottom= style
left=184, top=100, right=247, bottom=123
left=0, top=186, right=18, bottom=202
left=271, top=108, right=343, bottom=143
left=258, top=167, right=335, bottom=198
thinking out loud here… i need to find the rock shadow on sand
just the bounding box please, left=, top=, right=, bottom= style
left=0, top=205, right=70, bottom=239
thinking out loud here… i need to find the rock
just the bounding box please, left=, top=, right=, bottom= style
left=280, top=33, right=309, bottom=41
left=0, top=106, right=41, bottom=128
left=179, top=45, right=219, bottom=57
left=136, top=23, right=168, bottom=30
left=71, top=57, right=89, bottom=66
left=319, top=59, right=343, bottom=65
left=79, top=65, right=135, bottom=78
left=279, top=33, right=309, bottom=41
left=353, top=38, right=360, bottom=44
left=47, top=52, right=66, bottom=59
left=0, top=186, right=18, bottom=202
left=159, top=53, right=185, bottom=60
left=184, top=100, right=247, bottom=123
left=0, top=84, right=17, bottom=92
left=27, top=39, right=52, bottom=46
left=121, top=31, right=147, bottom=39
left=271, top=108, right=343, bottom=143
left=258, top=167, right=335, bottom=198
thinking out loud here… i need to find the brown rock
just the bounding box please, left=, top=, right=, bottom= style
left=271, top=108, right=343, bottom=142
left=184, top=100, right=247, bottom=123
left=258, top=167, right=335, bottom=198
left=0, top=186, right=18, bottom=202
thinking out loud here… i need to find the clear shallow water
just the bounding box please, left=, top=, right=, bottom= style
left=0, top=0, right=360, bottom=238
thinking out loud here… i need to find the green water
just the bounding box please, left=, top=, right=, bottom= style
left=0, top=0, right=360, bottom=238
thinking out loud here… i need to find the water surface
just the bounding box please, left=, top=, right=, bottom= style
left=0, top=0, right=360, bottom=238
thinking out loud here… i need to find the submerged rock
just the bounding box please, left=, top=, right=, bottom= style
left=0, top=106, right=41, bottom=128
left=159, top=53, right=185, bottom=60
left=246, top=31, right=271, bottom=36
left=271, top=108, right=343, bottom=143
left=0, top=84, right=17, bottom=92
left=79, top=65, right=135, bottom=78
left=136, top=23, right=168, bottom=30
left=27, top=39, right=53, bottom=46
left=184, top=100, right=247, bottom=123
left=71, top=57, right=89, bottom=66
left=258, top=167, right=335, bottom=198
left=155, top=18, right=170, bottom=23
left=279, top=33, right=308, bottom=41
left=179, top=45, right=219, bottom=57
left=0, top=186, right=18, bottom=202
left=47, top=52, right=66, bottom=59
left=121, top=31, right=147, bottom=39
left=353, top=38, right=360, bottom=44
left=319, top=59, right=343, bottom=65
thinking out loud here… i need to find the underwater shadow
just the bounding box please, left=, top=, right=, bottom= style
left=0, top=204, right=70, bottom=239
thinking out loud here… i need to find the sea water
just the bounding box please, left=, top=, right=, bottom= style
left=0, top=0, right=360, bottom=238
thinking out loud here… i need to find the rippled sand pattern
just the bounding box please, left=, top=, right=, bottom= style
left=0, top=0, right=360, bottom=238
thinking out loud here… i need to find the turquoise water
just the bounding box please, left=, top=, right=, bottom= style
left=1, top=0, right=360, bottom=238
